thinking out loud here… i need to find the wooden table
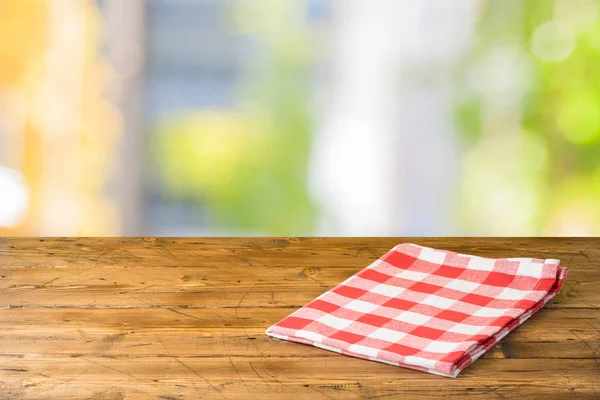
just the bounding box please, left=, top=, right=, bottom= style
left=0, top=238, right=598, bottom=399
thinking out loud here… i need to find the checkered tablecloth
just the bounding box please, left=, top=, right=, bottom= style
left=266, top=243, right=568, bottom=377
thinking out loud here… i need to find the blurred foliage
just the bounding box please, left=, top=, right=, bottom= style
left=150, top=1, right=316, bottom=235
left=455, top=0, right=600, bottom=235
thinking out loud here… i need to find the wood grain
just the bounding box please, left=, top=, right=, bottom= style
left=0, top=237, right=599, bottom=399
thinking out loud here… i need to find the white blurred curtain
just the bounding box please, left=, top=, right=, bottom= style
left=103, top=0, right=146, bottom=235
left=310, top=0, right=480, bottom=236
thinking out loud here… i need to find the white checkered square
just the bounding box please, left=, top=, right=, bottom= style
left=370, top=327, right=407, bottom=343
left=345, top=299, right=380, bottom=314
left=371, top=283, right=405, bottom=298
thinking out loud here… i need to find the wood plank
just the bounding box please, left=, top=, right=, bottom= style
left=0, top=237, right=597, bottom=269
left=0, top=355, right=598, bottom=399
left=0, top=266, right=597, bottom=309
left=0, top=282, right=596, bottom=309
left=0, top=308, right=598, bottom=360
left=0, top=266, right=354, bottom=288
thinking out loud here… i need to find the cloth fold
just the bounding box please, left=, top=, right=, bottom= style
left=265, top=243, right=567, bottom=377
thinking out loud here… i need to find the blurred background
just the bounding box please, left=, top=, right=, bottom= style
left=1, top=0, right=599, bottom=237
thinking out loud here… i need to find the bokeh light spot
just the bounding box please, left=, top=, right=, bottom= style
left=557, top=95, right=600, bottom=144
left=531, top=21, right=575, bottom=62
left=0, top=166, right=29, bottom=227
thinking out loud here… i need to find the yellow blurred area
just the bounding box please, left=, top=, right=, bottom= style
left=0, top=0, right=120, bottom=235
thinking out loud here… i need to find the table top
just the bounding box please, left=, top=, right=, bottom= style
left=0, top=238, right=598, bottom=399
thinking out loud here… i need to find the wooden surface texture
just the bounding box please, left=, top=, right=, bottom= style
left=0, top=237, right=598, bottom=399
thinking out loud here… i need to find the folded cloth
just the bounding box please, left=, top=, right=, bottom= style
left=266, top=243, right=568, bottom=377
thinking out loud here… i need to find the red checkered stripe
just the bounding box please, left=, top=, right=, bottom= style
left=266, top=244, right=567, bottom=377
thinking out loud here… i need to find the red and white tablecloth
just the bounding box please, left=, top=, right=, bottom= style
left=266, top=243, right=568, bottom=377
